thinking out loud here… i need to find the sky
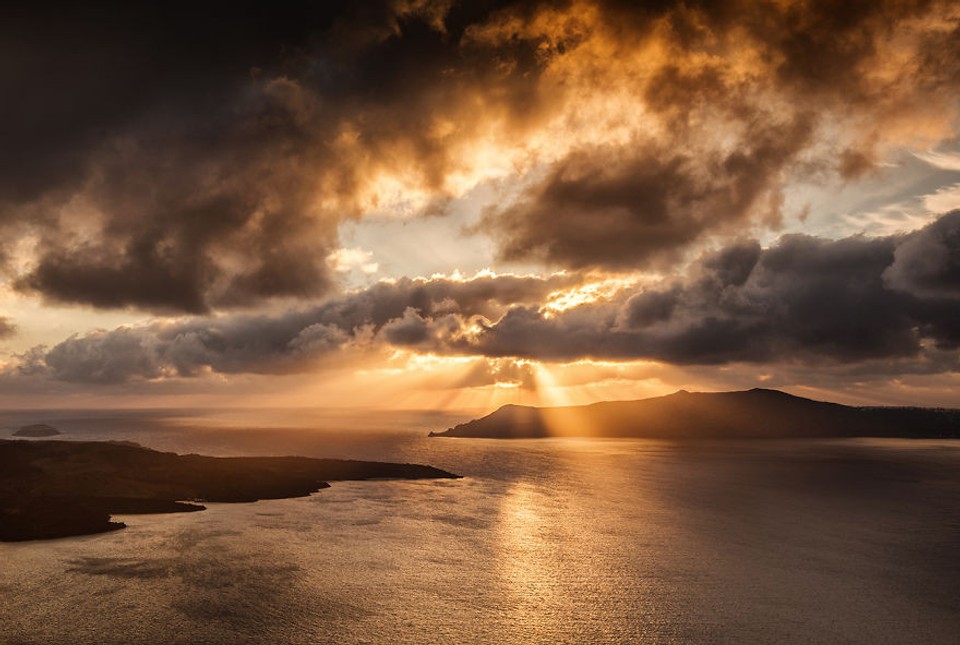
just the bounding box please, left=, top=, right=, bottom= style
left=1, top=0, right=959, bottom=411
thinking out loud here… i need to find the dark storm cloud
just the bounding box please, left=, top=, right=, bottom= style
left=8, top=213, right=960, bottom=383
left=382, top=308, right=434, bottom=346
left=1, top=0, right=957, bottom=314
left=463, top=211, right=960, bottom=365
left=0, top=0, right=549, bottom=312
left=484, top=120, right=811, bottom=268
left=13, top=273, right=574, bottom=383
left=884, top=210, right=960, bottom=298
left=1, top=2, right=352, bottom=311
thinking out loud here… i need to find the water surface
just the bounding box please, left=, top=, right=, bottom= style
left=2, top=410, right=959, bottom=644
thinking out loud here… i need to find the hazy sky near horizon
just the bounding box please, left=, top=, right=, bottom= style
left=1, top=0, right=960, bottom=410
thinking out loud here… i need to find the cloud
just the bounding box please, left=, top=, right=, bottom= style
left=915, top=150, right=960, bottom=172
left=921, top=182, right=960, bottom=215
left=461, top=211, right=960, bottom=366
left=382, top=307, right=434, bottom=346
left=475, top=0, right=960, bottom=269
left=884, top=209, right=960, bottom=299
left=9, top=212, right=960, bottom=386
left=482, top=123, right=810, bottom=269
left=329, top=248, right=380, bottom=275
left=1, top=0, right=957, bottom=313
left=0, top=5, right=348, bottom=313
left=0, top=1, right=538, bottom=312
left=41, top=328, right=166, bottom=385
left=0, top=317, right=16, bottom=340
left=9, top=272, right=576, bottom=383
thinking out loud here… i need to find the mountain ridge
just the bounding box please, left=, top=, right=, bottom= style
left=430, top=389, right=960, bottom=439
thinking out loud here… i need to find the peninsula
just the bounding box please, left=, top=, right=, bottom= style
left=430, top=388, right=960, bottom=439
left=0, top=439, right=459, bottom=542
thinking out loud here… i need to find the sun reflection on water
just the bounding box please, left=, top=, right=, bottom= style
left=495, top=482, right=570, bottom=638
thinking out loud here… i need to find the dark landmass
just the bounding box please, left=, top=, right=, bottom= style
left=430, top=388, right=960, bottom=439
left=12, top=424, right=60, bottom=437
left=0, top=439, right=459, bottom=542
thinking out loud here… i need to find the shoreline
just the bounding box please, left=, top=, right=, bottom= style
left=0, top=439, right=459, bottom=542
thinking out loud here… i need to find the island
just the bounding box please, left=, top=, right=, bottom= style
left=430, top=388, right=960, bottom=439
left=0, top=439, right=459, bottom=542
left=12, top=423, right=61, bottom=437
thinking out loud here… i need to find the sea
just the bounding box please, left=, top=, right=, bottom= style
left=2, top=408, right=959, bottom=644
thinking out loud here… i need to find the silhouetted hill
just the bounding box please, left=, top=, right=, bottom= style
left=430, top=389, right=960, bottom=439
left=0, top=439, right=459, bottom=541
left=12, top=423, right=60, bottom=437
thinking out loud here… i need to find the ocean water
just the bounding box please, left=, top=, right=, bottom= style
left=2, top=409, right=960, bottom=644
